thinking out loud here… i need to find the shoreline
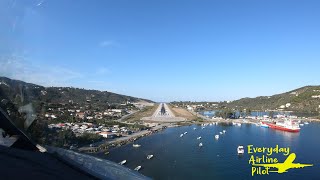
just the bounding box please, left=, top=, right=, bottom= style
left=78, top=123, right=174, bottom=153
left=77, top=117, right=319, bottom=154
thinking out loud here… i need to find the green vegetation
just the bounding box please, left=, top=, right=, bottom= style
left=194, top=117, right=204, bottom=122
left=0, top=76, right=153, bottom=147
left=27, top=120, right=103, bottom=147
left=215, top=109, right=237, bottom=119
left=224, top=86, right=320, bottom=113
left=172, top=86, right=320, bottom=118
left=123, top=105, right=158, bottom=122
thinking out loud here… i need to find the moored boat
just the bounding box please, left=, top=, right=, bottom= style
left=134, top=166, right=142, bottom=171
left=237, top=145, right=244, bottom=155
left=197, top=136, right=201, bottom=140
left=119, top=160, right=127, bottom=165
left=133, top=144, right=141, bottom=148
left=199, top=142, right=203, bottom=147
left=215, top=135, right=219, bottom=139
left=263, top=120, right=300, bottom=132
left=180, top=134, right=184, bottom=137
left=147, top=154, right=154, bottom=159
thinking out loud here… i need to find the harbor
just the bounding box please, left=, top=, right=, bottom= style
left=95, top=121, right=320, bottom=180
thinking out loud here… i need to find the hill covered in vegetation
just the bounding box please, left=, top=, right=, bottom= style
left=0, top=76, right=152, bottom=129
left=221, top=86, right=320, bottom=115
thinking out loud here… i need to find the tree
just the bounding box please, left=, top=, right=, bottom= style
left=246, top=109, right=252, bottom=117
left=269, top=111, right=274, bottom=119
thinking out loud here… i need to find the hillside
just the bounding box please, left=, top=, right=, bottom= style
left=0, top=76, right=153, bottom=129
left=0, top=76, right=152, bottom=105
left=224, top=86, right=320, bottom=114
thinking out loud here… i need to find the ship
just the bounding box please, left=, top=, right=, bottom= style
left=262, top=119, right=300, bottom=132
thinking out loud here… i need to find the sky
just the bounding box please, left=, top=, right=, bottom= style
left=1, top=0, right=320, bottom=102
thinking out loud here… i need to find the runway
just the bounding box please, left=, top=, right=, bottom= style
left=141, top=103, right=186, bottom=122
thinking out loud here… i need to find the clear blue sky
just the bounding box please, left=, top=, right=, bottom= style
left=1, top=0, right=320, bottom=102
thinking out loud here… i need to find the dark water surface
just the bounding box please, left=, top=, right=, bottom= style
left=96, top=123, right=320, bottom=180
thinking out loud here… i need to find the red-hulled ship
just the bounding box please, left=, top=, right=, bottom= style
left=262, top=119, right=300, bottom=133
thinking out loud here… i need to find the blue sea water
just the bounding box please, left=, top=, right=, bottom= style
left=97, top=122, right=320, bottom=180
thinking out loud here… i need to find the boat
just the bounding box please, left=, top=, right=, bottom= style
left=299, top=124, right=304, bottom=126
left=147, top=155, right=154, bottom=159
left=219, top=132, right=223, bottom=135
left=119, top=160, right=127, bottom=165
left=304, top=122, right=309, bottom=125
left=184, top=132, right=188, bottom=135
left=237, top=123, right=242, bottom=126
left=193, top=127, right=197, bottom=130
left=215, top=135, right=219, bottom=139
left=260, top=123, right=269, bottom=128
left=133, top=144, right=141, bottom=148
left=134, top=166, right=142, bottom=171
left=197, top=136, right=201, bottom=140
left=262, top=120, right=300, bottom=132
left=223, top=130, right=226, bottom=133
left=237, top=146, right=244, bottom=155
left=199, top=143, right=203, bottom=147
left=202, top=127, right=205, bottom=129
left=180, top=134, right=184, bottom=137
left=104, top=151, right=110, bottom=155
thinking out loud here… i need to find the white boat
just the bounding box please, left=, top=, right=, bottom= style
left=119, top=160, right=127, bottom=165
left=232, top=122, right=236, bottom=126
left=184, top=132, right=188, bottom=135
left=237, top=123, right=242, bottom=126
left=215, top=135, right=219, bottom=139
left=260, top=123, right=269, bottom=128
left=199, top=142, right=203, bottom=147
left=304, top=122, right=309, bottom=125
left=237, top=146, right=244, bottom=155
left=134, top=166, right=142, bottom=171
left=223, top=130, right=226, bottom=133
left=133, top=144, right=141, bottom=148
left=147, top=154, right=154, bottom=159
left=193, top=127, right=197, bottom=130
left=299, top=124, right=304, bottom=126
left=202, top=127, right=205, bottom=129
left=180, top=134, right=184, bottom=137
left=219, top=132, right=223, bottom=135
left=197, top=136, right=202, bottom=140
